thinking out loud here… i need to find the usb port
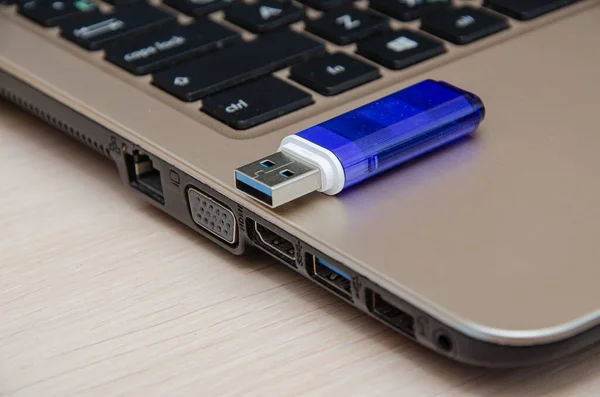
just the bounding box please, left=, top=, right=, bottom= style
left=366, top=289, right=415, bottom=338
left=249, top=219, right=297, bottom=267
left=307, top=254, right=353, bottom=301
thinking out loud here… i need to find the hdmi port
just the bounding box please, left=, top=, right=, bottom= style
left=250, top=220, right=296, bottom=267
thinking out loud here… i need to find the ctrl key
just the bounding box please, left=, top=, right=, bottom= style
left=201, top=77, right=313, bottom=130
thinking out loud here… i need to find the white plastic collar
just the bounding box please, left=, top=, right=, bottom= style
left=279, top=135, right=345, bottom=195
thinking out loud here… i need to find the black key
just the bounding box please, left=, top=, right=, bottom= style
left=484, top=0, right=578, bottom=21
left=152, top=30, right=325, bottom=101
left=163, top=0, right=230, bottom=17
left=60, top=3, right=176, bottom=50
left=420, top=6, right=509, bottom=45
left=356, top=29, right=445, bottom=70
left=18, top=0, right=97, bottom=26
left=105, top=20, right=241, bottom=75
left=202, top=76, right=313, bottom=129
left=225, top=0, right=304, bottom=33
left=305, top=7, right=388, bottom=45
left=297, top=0, right=351, bottom=11
left=102, top=0, right=140, bottom=5
left=370, top=0, right=451, bottom=22
left=290, top=53, right=380, bottom=96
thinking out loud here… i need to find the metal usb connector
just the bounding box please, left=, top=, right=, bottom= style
left=234, top=151, right=321, bottom=208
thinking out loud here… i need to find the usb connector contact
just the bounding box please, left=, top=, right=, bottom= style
left=234, top=152, right=321, bottom=208
left=235, top=80, right=486, bottom=208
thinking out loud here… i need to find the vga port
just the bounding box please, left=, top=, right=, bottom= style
left=188, top=187, right=237, bottom=244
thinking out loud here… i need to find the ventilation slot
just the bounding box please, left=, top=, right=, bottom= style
left=1, top=87, right=112, bottom=158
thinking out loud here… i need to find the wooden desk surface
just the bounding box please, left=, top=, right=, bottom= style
left=2, top=102, right=600, bottom=397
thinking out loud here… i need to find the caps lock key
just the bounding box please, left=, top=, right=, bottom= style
left=105, top=20, right=241, bottom=75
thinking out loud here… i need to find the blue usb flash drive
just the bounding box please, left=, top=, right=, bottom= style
left=235, top=80, right=485, bottom=208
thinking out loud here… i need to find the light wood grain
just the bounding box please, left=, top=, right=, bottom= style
left=1, top=102, right=600, bottom=397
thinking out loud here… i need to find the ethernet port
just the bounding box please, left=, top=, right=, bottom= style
left=366, top=289, right=415, bottom=338
left=125, top=150, right=164, bottom=204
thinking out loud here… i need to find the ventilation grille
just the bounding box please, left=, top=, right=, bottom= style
left=1, top=87, right=113, bottom=159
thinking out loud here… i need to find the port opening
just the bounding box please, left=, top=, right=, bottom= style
left=125, top=150, right=164, bottom=205
left=248, top=219, right=296, bottom=268
left=306, top=254, right=353, bottom=301
left=366, top=289, right=415, bottom=338
left=187, top=187, right=238, bottom=245
left=436, top=333, right=454, bottom=353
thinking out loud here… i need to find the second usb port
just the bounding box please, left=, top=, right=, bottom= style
left=366, top=289, right=415, bottom=338
left=307, top=254, right=353, bottom=301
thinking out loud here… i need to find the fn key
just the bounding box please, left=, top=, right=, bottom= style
left=202, top=76, right=313, bottom=130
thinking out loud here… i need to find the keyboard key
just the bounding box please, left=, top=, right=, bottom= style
left=152, top=30, right=325, bottom=101
left=483, top=0, right=578, bottom=21
left=163, top=0, right=230, bottom=17
left=297, top=0, right=351, bottom=11
left=225, top=0, right=304, bottom=33
left=290, top=53, right=380, bottom=96
left=370, top=0, right=451, bottom=22
left=305, top=7, right=388, bottom=45
left=103, top=0, right=140, bottom=5
left=356, top=30, right=445, bottom=70
left=18, top=0, right=97, bottom=27
left=60, top=3, right=176, bottom=50
left=202, top=76, right=313, bottom=129
left=105, top=20, right=241, bottom=75
left=420, top=6, right=509, bottom=45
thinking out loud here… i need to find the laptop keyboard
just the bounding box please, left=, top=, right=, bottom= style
left=6, top=0, right=581, bottom=130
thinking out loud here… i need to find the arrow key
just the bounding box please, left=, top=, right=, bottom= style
left=225, top=0, right=304, bottom=34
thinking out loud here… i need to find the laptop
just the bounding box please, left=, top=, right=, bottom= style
left=1, top=0, right=599, bottom=367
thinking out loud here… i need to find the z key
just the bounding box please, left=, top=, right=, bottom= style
left=305, top=7, right=388, bottom=45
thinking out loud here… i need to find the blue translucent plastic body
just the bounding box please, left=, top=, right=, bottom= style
left=296, top=80, right=485, bottom=190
